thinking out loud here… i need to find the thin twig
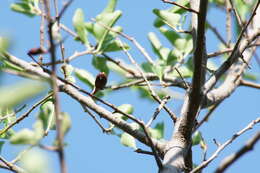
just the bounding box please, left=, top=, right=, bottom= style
left=135, top=148, right=154, bottom=156
left=239, top=79, right=260, bottom=89
left=0, top=93, right=53, bottom=136
left=43, top=0, right=67, bottom=172
left=207, top=21, right=228, bottom=47
left=0, top=156, right=25, bottom=173
left=146, top=96, right=171, bottom=128
left=116, top=38, right=177, bottom=122
left=91, top=18, right=156, bottom=66
left=204, top=1, right=260, bottom=91
left=226, top=0, right=232, bottom=47
left=81, top=104, right=111, bottom=133
left=194, top=100, right=223, bottom=131
left=190, top=117, right=260, bottom=173
left=140, top=122, right=163, bottom=170
left=214, top=132, right=260, bottom=173
left=161, top=0, right=199, bottom=14
left=228, top=0, right=243, bottom=27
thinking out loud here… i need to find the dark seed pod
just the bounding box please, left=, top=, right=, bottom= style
left=27, top=47, right=46, bottom=55
left=91, top=72, right=107, bottom=95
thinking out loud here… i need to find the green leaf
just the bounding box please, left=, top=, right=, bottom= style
left=192, top=131, right=202, bottom=146
left=60, top=112, right=71, bottom=136
left=0, top=141, right=5, bottom=154
left=141, top=62, right=153, bottom=73
left=38, top=99, right=55, bottom=131
left=169, top=66, right=193, bottom=78
left=243, top=72, right=258, bottom=81
left=73, top=8, right=89, bottom=45
left=101, top=39, right=130, bottom=52
left=92, top=56, right=109, bottom=75
left=153, top=0, right=189, bottom=27
left=148, top=32, right=170, bottom=60
left=74, top=68, right=95, bottom=88
left=10, top=1, right=38, bottom=17
left=148, top=122, right=164, bottom=140
left=0, top=37, right=9, bottom=53
left=120, top=132, right=137, bottom=149
left=153, top=9, right=181, bottom=28
left=33, top=119, right=44, bottom=140
left=159, top=27, right=180, bottom=46
left=10, top=129, right=37, bottom=145
left=112, top=104, right=134, bottom=121
left=0, top=81, right=46, bottom=108
left=152, top=63, right=166, bottom=82
left=20, top=149, right=52, bottom=173
left=107, top=60, right=133, bottom=76
left=102, top=0, right=118, bottom=14
left=94, top=10, right=122, bottom=51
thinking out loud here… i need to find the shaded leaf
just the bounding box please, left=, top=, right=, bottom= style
left=73, top=8, right=89, bottom=45
left=148, top=122, right=164, bottom=140
left=92, top=56, right=109, bottom=75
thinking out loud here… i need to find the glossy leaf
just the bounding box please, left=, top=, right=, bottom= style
left=192, top=131, right=202, bottom=146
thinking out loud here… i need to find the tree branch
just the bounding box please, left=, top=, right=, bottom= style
left=190, top=117, right=260, bottom=173
left=214, top=132, right=260, bottom=173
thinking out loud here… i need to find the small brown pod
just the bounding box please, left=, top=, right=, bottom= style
left=91, top=72, right=107, bottom=95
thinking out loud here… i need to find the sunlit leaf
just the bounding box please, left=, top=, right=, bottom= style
left=120, top=132, right=137, bottom=149
left=153, top=9, right=181, bottom=28
left=0, top=81, right=46, bottom=108
left=73, top=8, right=89, bottom=45
left=20, top=149, right=52, bottom=173
left=74, top=68, right=95, bottom=88
left=10, top=129, right=37, bottom=145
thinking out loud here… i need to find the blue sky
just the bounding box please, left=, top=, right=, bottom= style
left=0, top=0, right=260, bottom=173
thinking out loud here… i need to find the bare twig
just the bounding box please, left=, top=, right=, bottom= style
left=140, top=122, right=163, bottom=170
left=116, top=38, right=177, bottom=122
left=194, top=100, right=223, bottom=131
left=0, top=93, right=53, bottom=136
left=207, top=21, right=228, bottom=47
left=226, top=0, right=232, bottom=47
left=0, top=156, right=25, bottom=173
left=214, top=132, right=260, bottom=173
left=81, top=104, right=111, bottom=133
left=91, top=18, right=156, bottom=66
left=43, top=0, right=67, bottom=172
left=204, top=1, right=260, bottom=92
left=228, top=0, right=243, bottom=27
left=135, top=148, right=154, bottom=156
left=161, top=0, right=199, bottom=14
left=239, top=79, right=260, bottom=89
left=146, top=96, right=171, bottom=128
left=190, top=117, right=260, bottom=173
